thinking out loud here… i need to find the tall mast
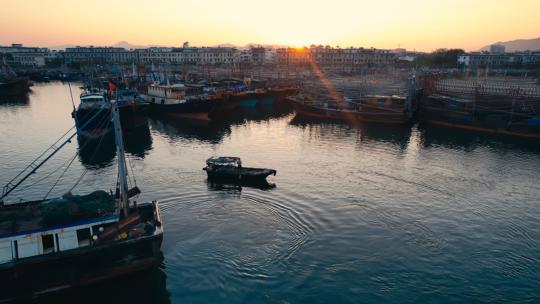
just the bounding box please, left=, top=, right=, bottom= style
left=111, top=101, right=129, bottom=217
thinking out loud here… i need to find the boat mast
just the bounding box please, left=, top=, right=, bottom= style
left=111, top=101, right=129, bottom=217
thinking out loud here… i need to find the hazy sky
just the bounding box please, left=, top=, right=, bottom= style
left=1, top=0, right=538, bottom=51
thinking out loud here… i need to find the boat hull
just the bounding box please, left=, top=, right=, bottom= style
left=290, top=99, right=409, bottom=124
left=420, top=107, right=540, bottom=139
left=0, top=233, right=162, bottom=302
left=204, top=167, right=276, bottom=184
left=420, top=96, right=540, bottom=139
left=73, top=107, right=113, bottom=138
left=118, top=103, right=148, bottom=130
left=0, top=78, right=31, bottom=96
left=231, top=93, right=258, bottom=107
left=258, top=96, right=275, bottom=105
left=148, top=98, right=214, bottom=121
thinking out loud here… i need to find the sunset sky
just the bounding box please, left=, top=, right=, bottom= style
left=1, top=0, right=539, bottom=51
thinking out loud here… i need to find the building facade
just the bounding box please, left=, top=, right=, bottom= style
left=0, top=44, right=48, bottom=67
left=64, top=47, right=138, bottom=64
left=137, top=47, right=236, bottom=65
left=276, top=46, right=395, bottom=67
left=458, top=51, right=540, bottom=67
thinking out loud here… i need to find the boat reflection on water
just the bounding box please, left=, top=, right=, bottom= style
left=149, top=117, right=231, bottom=144
left=77, top=133, right=116, bottom=169
left=123, top=124, right=153, bottom=158
left=36, top=266, right=170, bottom=304
left=0, top=91, right=30, bottom=106
left=77, top=123, right=153, bottom=168
left=206, top=179, right=276, bottom=191
left=290, top=114, right=413, bottom=148
left=419, top=122, right=540, bottom=153
left=234, top=103, right=293, bottom=123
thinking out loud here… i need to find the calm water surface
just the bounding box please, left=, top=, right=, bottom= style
left=1, top=82, right=540, bottom=303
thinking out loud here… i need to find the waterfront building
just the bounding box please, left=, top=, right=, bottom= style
left=0, top=44, right=48, bottom=67
left=64, top=46, right=138, bottom=64
left=458, top=51, right=540, bottom=67
left=138, top=46, right=236, bottom=65
left=250, top=47, right=266, bottom=65
left=276, top=45, right=395, bottom=67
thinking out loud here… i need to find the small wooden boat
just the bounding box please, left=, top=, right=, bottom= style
left=203, top=157, right=276, bottom=184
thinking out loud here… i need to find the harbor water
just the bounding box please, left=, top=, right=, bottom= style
left=1, top=82, right=540, bottom=303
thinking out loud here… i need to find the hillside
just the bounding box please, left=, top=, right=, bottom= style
left=480, top=37, right=540, bottom=52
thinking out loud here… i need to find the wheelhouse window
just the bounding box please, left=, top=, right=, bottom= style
left=76, top=228, right=91, bottom=247
left=41, top=234, right=55, bottom=254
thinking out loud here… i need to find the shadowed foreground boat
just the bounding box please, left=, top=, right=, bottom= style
left=203, top=157, right=276, bottom=184
left=0, top=101, right=163, bottom=301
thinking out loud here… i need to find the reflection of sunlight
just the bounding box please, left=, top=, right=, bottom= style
left=403, top=125, right=422, bottom=166
left=307, top=58, right=362, bottom=128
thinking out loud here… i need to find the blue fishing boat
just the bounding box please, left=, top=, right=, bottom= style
left=73, top=89, right=112, bottom=138
left=0, top=102, right=163, bottom=301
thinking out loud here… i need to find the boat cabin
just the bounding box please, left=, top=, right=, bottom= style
left=206, top=156, right=242, bottom=169
left=115, top=88, right=145, bottom=108
left=0, top=191, right=159, bottom=265
left=79, top=91, right=109, bottom=109
left=147, top=84, right=186, bottom=102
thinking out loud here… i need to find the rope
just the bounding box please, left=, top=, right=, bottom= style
left=43, top=152, right=78, bottom=200
left=67, top=121, right=111, bottom=193
left=6, top=126, right=75, bottom=184
left=67, top=81, right=76, bottom=112
left=126, top=153, right=137, bottom=187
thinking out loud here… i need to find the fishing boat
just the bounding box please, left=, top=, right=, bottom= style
left=143, top=83, right=214, bottom=122
left=72, top=89, right=112, bottom=138
left=287, top=94, right=413, bottom=124
left=0, top=102, right=163, bottom=301
left=115, top=87, right=149, bottom=130
left=0, top=77, right=31, bottom=96
left=203, top=157, right=276, bottom=184
left=420, top=94, right=540, bottom=139
left=230, top=91, right=259, bottom=107
left=0, top=60, right=32, bottom=96
left=268, top=86, right=299, bottom=99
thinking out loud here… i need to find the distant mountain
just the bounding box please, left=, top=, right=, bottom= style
left=112, top=41, right=166, bottom=49
left=479, top=37, right=540, bottom=52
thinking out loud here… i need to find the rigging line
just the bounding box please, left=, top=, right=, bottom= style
left=15, top=151, right=77, bottom=193
left=7, top=125, right=75, bottom=184
left=127, top=155, right=137, bottom=187
left=68, top=123, right=110, bottom=193
left=43, top=152, right=78, bottom=200
left=9, top=123, right=107, bottom=196
left=67, top=81, right=76, bottom=112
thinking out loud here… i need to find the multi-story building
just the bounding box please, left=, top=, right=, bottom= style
left=458, top=51, right=540, bottom=67
left=0, top=44, right=48, bottom=67
left=137, top=46, right=236, bottom=65
left=276, top=45, right=395, bottom=67
left=64, top=46, right=138, bottom=64
left=250, top=47, right=266, bottom=65
left=0, top=44, right=48, bottom=54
